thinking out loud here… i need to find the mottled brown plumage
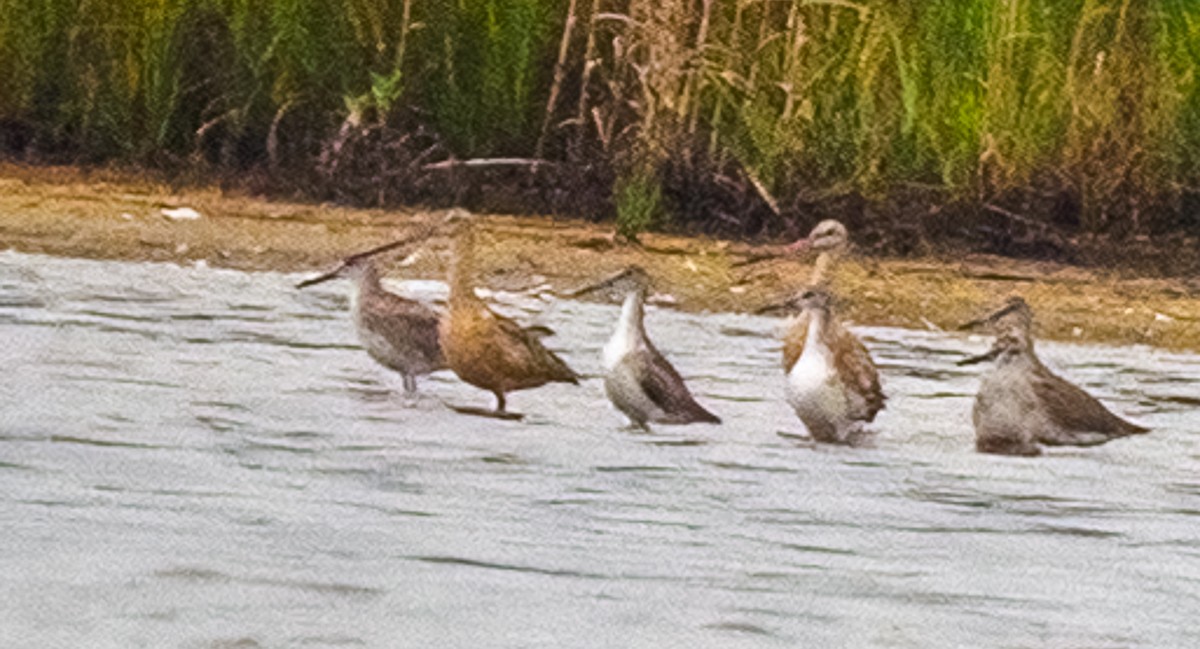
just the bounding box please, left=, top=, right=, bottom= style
left=297, top=239, right=445, bottom=393
left=785, top=289, right=885, bottom=444
left=959, top=297, right=1149, bottom=456
left=781, top=220, right=850, bottom=372
left=351, top=264, right=445, bottom=391
left=439, top=222, right=578, bottom=416
left=781, top=310, right=811, bottom=374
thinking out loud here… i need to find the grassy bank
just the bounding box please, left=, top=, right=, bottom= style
left=2, top=1, right=1200, bottom=244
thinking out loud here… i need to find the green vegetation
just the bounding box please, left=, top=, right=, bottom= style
left=2, top=0, right=1199, bottom=239
left=614, top=159, right=663, bottom=241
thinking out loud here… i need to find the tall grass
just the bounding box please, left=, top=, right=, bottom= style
left=416, top=0, right=557, bottom=155
left=1, top=0, right=1197, bottom=237
left=1156, top=0, right=1200, bottom=228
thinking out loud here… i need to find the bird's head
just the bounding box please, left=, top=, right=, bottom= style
left=785, top=219, right=849, bottom=255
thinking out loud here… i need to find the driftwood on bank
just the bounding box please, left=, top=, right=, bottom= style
left=422, top=158, right=561, bottom=171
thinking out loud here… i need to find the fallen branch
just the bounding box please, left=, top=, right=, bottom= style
left=754, top=298, right=793, bottom=315
left=983, top=202, right=1046, bottom=229
left=960, top=271, right=1039, bottom=283
left=423, top=158, right=561, bottom=171
left=982, top=202, right=1068, bottom=237
left=730, top=252, right=782, bottom=268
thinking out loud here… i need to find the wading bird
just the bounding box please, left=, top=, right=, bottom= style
left=784, top=288, right=885, bottom=444
left=958, top=296, right=1149, bottom=456
left=784, top=219, right=850, bottom=286
left=439, top=219, right=578, bottom=419
left=778, top=219, right=852, bottom=372
left=579, top=266, right=720, bottom=430
left=297, top=235, right=445, bottom=394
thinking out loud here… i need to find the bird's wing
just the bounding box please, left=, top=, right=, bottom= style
left=1032, top=367, right=1147, bottom=443
left=492, top=309, right=578, bottom=383
left=633, top=343, right=720, bottom=423
left=361, top=294, right=445, bottom=367
left=832, top=323, right=886, bottom=421
left=782, top=311, right=810, bottom=372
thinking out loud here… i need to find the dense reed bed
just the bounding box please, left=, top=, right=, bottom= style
left=1, top=0, right=1198, bottom=247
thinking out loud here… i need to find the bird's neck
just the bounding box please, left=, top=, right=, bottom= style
left=351, top=263, right=384, bottom=315
left=449, top=227, right=480, bottom=307
left=810, top=249, right=840, bottom=287
left=604, top=289, right=647, bottom=367
left=617, top=289, right=647, bottom=343
left=995, top=329, right=1036, bottom=365
left=358, top=263, right=383, bottom=291
left=802, top=309, right=830, bottom=358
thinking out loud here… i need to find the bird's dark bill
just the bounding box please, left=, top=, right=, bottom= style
left=296, top=268, right=341, bottom=288
left=957, top=347, right=1001, bottom=366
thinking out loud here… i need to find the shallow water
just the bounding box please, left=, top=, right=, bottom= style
left=1, top=250, right=1198, bottom=648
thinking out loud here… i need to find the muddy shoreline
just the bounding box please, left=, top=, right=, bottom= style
left=1, top=163, right=1197, bottom=351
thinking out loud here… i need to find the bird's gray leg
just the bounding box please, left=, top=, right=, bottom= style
left=403, top=374, right=418, bottom=394
left=445, top=391, right=523, bottom=420
left=620, top=418, right=652, bottom=434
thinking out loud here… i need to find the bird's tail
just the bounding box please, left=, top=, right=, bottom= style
left=690, top=402, right=721, bottom=424
left=1119, top=419, right=1150, bottom=437
left=544, top=351, right=580, bottom=385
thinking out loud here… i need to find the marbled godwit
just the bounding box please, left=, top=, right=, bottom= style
left=579, top=266, right=720, bottom=429
left=785, top=219, right=849, bottom=285
left=784, top=288, right=885, bottom=444
left=958, top=297, right=1148, bottom=456
left=779, top=219, right=851, bottom=371
left=297, top=236, right=445, bottom=393
left=439, top=220, right=578, bottom=419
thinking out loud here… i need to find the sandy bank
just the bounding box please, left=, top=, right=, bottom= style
left=1, top=163, right=1197, bottom=352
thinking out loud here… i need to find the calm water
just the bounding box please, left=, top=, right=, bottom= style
left=1, top=250, right=1198, bottom=648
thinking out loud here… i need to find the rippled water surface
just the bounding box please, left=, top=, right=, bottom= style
left=2, top=250, right=1199, bottom=648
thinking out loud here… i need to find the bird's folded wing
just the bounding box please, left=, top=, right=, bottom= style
left=1033, top=369, right=1146, bottom=437
left=635, top=345, right=715, bottom=421
left=833, top=327, right=886, bottom=419
left=361, top=298, right=444, bottom=365
left=493, top=309, right=578, bottom=381
left=782, top=311, right=810, bottom=372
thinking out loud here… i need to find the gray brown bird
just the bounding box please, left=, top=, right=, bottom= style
left=958, top=297, right=1149, bottom=456
left=784, top=288, right=885, bottom=444
left=439, top=220, right=578, bottom=419
left=582, top=266, right=721, bottom=429
left=297, top=237, right=445, bottom=393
